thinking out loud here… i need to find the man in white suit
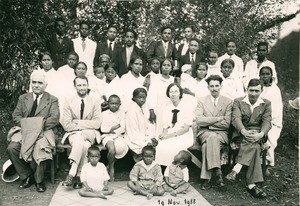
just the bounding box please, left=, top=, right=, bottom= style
left=61, top=76, right=102, bottom=189
left=72, top=21, right=97, bottom=76
left=195, top=75, right=232, bottom=190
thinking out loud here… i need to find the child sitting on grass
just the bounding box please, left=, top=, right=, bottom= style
left=162, top=150, right=192, bottom=196
left=78, top=145, right=114, bottom=199
left=127, top=145, right=165, bottom=199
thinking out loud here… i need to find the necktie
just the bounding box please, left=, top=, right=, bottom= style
left=191, top=54, right=195, bottom=65
left=29, top=95, right=39, bottom=117
left=109, top=42, right=113, bottom=57
left=164, top=43, right=168, bottom=57
left=82, top=38, right=86, bottom=51
left=214, top=98, right=217, bottom=107
left=171, top=109, right=180, bottom=127
left=80, top=99, right=85, bottom=119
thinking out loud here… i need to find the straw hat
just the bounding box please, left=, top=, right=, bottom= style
left=114, top=137, right=129, bottom=159
left=289, top=97, right=299, bottom=110
left=1, top=159, right=19, bottom=183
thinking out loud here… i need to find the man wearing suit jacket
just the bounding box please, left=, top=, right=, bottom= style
left=72, top=21, right=97, bottom=76
left=116, top=29, right=147, bottom=77
left=61, top=76, right=102, bottom=189
left=179, top=38, right=203, bottom=76
left=195, top=75, right=232, bottom=190
left=93, top=25, right=122, bottom=67
left=177, top=25, right=196, bottom=56
left=146, top=26, right=179, bottom=75
left=226, top=78, right=271, bottom=198
left=7, top=70, right=60, bottom=192
left=46, top=17, right=74, bottom=70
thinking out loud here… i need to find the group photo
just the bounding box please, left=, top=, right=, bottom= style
left=0, top=0, right=299, bottom=205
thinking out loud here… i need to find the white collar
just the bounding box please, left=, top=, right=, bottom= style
left=242, top=96, right=265, bottom=107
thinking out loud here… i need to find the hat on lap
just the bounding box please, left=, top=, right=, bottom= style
left=114, top=137, right=129, bottom=159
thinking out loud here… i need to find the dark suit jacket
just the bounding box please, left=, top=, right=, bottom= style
left=232, top=96, right=272, bottom=139
left=146, top=40, right=178, bottom=63
left=116, top=45, right=147, bottom=77
left=46, top=35, right=74, bottom=70
left=179, top=51, right=204, bottom=76
left=93, top=40, right=122, bottom=66
left=12, top=92, right=60, bottom=131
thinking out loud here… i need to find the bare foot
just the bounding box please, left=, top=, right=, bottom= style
left=181, top=190, right=187, bottom=194
left=109, top=167, right=115, bottom=182
left=170, top=190, right=177, bottom=197
left=98, top=192, right=107, bottom=199
left=147, top=193, right=153, bottom=200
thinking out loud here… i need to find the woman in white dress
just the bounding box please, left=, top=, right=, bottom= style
left=155, top=83, right=194, bottom=166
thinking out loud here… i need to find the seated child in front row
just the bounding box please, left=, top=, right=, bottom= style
left=162, top=150, right=191, bottom=196
left=127, top=145, right=165, bottom=200
left=79, top=146, right=114, bottom=199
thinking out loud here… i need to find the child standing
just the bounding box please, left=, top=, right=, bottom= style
left=100, top=95, right=126, bottom=181
left=206, top=49, right=222, bottom=77
left=162, top=150, right=191, bottom=196
left=143, top=57, right=161, bottom=90
left=79, top=145, right=114, bottom=199
left=127, top=145, right=165, bottom=199
left=89, top=66, right=106, bottom=101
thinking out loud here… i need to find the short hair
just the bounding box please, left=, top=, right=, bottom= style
left=73, top=75, right=89, bottom=86
left=107, top=25, right=118, bottom=32
left=208, top=48, right=218, bottom=56
left=104, top=62, right=117, bottom=72
left=221, top=58, right=235, bottom=68
left=179, top=150, right=192, bottom=165
left=259, top=66, right=273, bottom=76
left=124, top=29, right=138, bottom=39
left=132, top=87, right=147, bottom=98
left=189, top=37, right=200, bottom=45
left=79, top=21, right=90, bottom=29
left=160, top=58, right=174, bottom=70
left=150, top=57, right=161, bottom=64
left=141, top=145, right=156, bottom=156
left=129, top=56, right=143, bottom=70
left=257, top=41, right=268, bottom=51
left=30, top=70, right=48, bottom=84
left=185, top=25, right=196, bottom=32
left=205, top=75, right=223, bottom=85
left=226, top=40, right=236, bottom=47
left=68, top=51, right=79, bottom=61
left=166, top=83, right=183, bottom=99
left=87, top=145, right=100, bottom=156
left=108, top=94, right=121, bottom=103
left=196, top=61, right=208, bottom=70
left=38, top=51, right=52, bottom=62
left=93, top=66, right=105, bottom=74
left=55, top=17, right=66, bottom=26
left=247, top=78, right=263, bottom=89
left=161, top=25, right=173, bottom=34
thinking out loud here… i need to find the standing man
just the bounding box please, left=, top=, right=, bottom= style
left=226, top=78, right=271, bottom=198
left=72, top=21, right=97, bottom=76
left=243, top=42, right=277, bottom=88
left=218, top=40, right=244, bottom=81
left=7, top=70, right=60, bottom=192
left=147, top=26, right=179, bottom=76
left=116, top=29, right=147, bottom=77
left=46, top=17, right=74, bottom=70
left=177, top=25, right=196, bottom=56
left=195, top=75, right=232, bottom=190
left=61, top=76, right=102, bottom=189
left=93, top=25, right=122, bottom=67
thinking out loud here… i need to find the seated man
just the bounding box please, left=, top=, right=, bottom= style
left=7, top=70, right=60, bottom=192
left=195, top=75, right=232, bottom=190
left=61, top=76, right=102, bottom=189
left=226, top=78, right=272, bottom=198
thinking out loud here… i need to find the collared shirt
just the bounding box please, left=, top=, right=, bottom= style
left=126, top=45, right=134, bottom=66
left=189, top=52, right=195, bottom=63
left=218, top=53, right=244, bottom=80
left=220, top=75, right=245, bottom=100
left=181, top=40, right=189, bottom=55
left=242, top=96, right=265, bottom=113
left=107, top=40, right=115, bottom=50
left=162, top=40, right=169, bottom=56
left=32, top=93, right=43, bottom=105
left=210, top=95, right=220, bottom=107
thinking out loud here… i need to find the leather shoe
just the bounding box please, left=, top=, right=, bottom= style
left=19, top=176, right=35, bottom=188
left=247, top=186, right=267, bottom=198
left=73, top=182, right=82, bottom=189
left=36, top=182, right=46, bottom=192
left=225, top=170, right=237, bottom=182
left=200, top=179, right=211, bottom=190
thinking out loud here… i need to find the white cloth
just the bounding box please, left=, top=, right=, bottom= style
left=72, top=36, right=97, bottom=76
left=89, top=75, right=106, bottom=101
left=80, top=162, right=110, bottom=191
left=260, top=83, right=283, bottom=166
left=218, top=53, right=244, bottom=80
left=194, top=78, right=210, bottom=99
left=102, top=76, right=124, bottom=103
left=180, top=73, right=197, bottom=94
left=242, top=96, right=265, bottom=113
left=243, top=59, right=277, bottom=87
left=155, top=98, right=194, bottom=166
left=126, top=46, right=134, bottom=66
left=164, top=165, right=189, bottom=182
left=180, top=41, right=189, bottom=56
left=125, top=102, right=155, bottom=154
left=220, top=75, right=245, bottom=100
left=207, top=63, right=222, bottom=77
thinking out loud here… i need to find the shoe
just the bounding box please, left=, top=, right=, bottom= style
left=36, top=182, right=46, bottom=192
left=215, top=174, right=225, bottom=187
left=225, top=170, right=237, bottom=182
left=247, top=186, right=267, bottom=198
left=265, top=168, right=271, bottom=177
left=19, top=176, right=35, bottom=188
left=200, top=180, right=211, bottom=190
left=62, top=174, right=74, bottom=187
left=73, top=182, right=82, bottom=189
